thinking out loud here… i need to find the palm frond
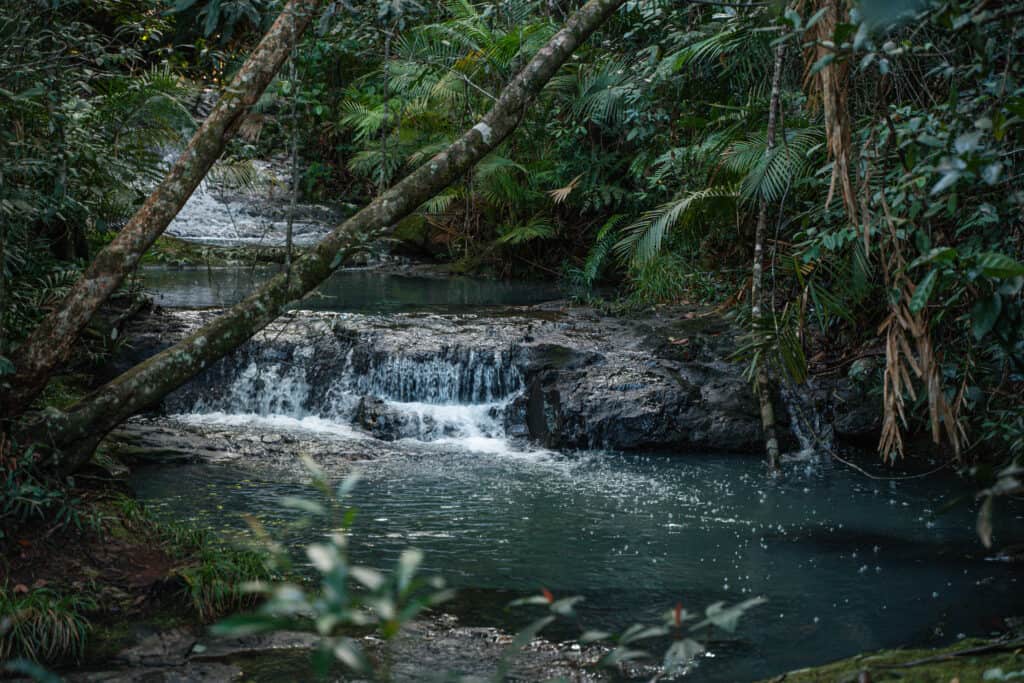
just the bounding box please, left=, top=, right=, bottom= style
left=616, top=185, right=738, bottom=264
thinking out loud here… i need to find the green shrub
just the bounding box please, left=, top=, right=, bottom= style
left=0, top=587, right=96, bottom=664
left=176, top=546, right=270, bottom=621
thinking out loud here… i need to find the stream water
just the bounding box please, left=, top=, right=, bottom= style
left=141, top=265, right=562, bottom=311
left=129, top=265, right=1024, bottom=682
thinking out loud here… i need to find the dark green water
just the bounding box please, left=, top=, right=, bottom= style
left=132, top=445, right=1024, bottom=682
left=141, top=266, right=562, bottom=311
left=130, top=266, right=1024, bottom=680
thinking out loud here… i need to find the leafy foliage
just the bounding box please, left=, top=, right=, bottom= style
left=0, top=587, right=95, bottom=664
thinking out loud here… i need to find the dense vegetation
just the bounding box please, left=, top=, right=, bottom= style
left=2, top=0, right=1021, bottom=468
left=1, top=0, right=1022, bottom=675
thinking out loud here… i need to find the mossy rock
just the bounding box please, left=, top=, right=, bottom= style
left=393, top=214, right=429, bottom=243
left=391, top=213, right=442, bottom=257
left=765, top=638, right=1024, bottom=682
left=143, top=236, right=290, bottom=267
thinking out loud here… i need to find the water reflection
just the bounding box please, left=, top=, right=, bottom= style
left=141, top=266, right=562, bottom=312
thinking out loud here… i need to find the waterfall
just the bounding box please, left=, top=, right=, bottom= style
left=779, top=379, right=836, bottom=464
left=167, top=329, right=524, bottom=451
left=158, top=151, right=334, bottom=247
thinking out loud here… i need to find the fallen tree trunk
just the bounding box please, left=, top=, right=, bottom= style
left=0, top=0, right=322, bottom=420
left=28, top=0, right=626, bottom=473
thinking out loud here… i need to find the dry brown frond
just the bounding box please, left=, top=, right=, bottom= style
left=548, top=174, right=583, bottom=204
left=878, top=279, right=966, bottom=462
left=799, top=0, right=858, bottom=226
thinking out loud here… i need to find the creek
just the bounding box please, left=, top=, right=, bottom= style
left=125, top=265, right=1024, bottom=681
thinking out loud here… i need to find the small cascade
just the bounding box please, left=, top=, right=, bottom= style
left=159, top=151, right=334, bottom=246
left=354, top=399, right=511, bottom=452
left=168, top=327, right=524, bottom=450
left=779, top=379, right=836, bottom=464
left=343, top=349, right=520, bottom=404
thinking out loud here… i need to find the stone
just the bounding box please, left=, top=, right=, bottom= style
left=106, top=303, right=880, bottom=456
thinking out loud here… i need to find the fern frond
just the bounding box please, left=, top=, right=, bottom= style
left=616, top=185, right=738, bottom=264
left=497, top=217, right=556, bottom=245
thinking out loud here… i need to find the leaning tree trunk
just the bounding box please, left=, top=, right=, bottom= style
left=0, top=0, right=322, bottom=421
left=26, top=0, right=627, bottom=473
left=752, top=43, right=787, bottom=472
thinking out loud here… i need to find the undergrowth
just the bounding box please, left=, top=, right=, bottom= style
left=0, top=587, right=96, bottom=664
left=113, top=495, right=271, bottom=620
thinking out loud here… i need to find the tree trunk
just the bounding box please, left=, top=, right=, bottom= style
left=0, top=0, right=322, bottom=421
left=752, top=42, right=787, bottom=472
left=26, top=0, right=626, bottom=473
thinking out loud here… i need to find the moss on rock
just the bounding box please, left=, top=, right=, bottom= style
left=764, top=638, right=1024, bottom=682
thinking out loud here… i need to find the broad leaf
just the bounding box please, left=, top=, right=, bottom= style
left=977, top=252, right=1024, bottom=279
left=909, top=269, right=939, bottom=313
left=971, top=294, right=1002, bottom=340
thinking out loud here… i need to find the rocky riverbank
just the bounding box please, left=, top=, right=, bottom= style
left=107, top=301, right=881, bottom=458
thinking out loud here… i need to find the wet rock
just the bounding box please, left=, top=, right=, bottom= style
left=67, top=662, right=243, bottom=682
left=110, top=304, right=880, bottom=455
left=111, top=627, right=197, bottom=667
left=355, top=395, right=421, bottom=440
left=828, top=379, right=883, bottom=443
left=190, top=631, right=321, bottom=661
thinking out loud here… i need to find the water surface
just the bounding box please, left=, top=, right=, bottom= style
left=142, top=266, right=562, bottom=312
left=132, top=264, right=1023, bottom=681
left=132, top=445, right=1024, bottom=681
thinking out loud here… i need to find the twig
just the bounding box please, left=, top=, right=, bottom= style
left=831, top=450, right=948, bottom=481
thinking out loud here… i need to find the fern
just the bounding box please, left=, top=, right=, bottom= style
left=497, top=217, right=556, bottom=245
left=574, top=214, right=626, bottom=290
left=617, top=185, right=738, bottom=265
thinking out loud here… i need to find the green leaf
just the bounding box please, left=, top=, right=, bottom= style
left=909, top=269, right=939, bottom=313
left=977, top=495, right=993, bottom=549
left=332, top=637, right=371, bottom=673
left=336, top=471, right=362, bottom=500
left=507, top=616, right=555, bottom=652
left=809, top=54, right=835, bottom=76
left=350, top=566, right=385, bottom=590
left=663, top=638, right=705, bottom=673
left=598, top=646, right=649, bottom=667
left=279, top=496, right=326, bottom=516
left=691, top=596, right=767, bottom=633
left=977, top=252, right=1024, bottom=279
left=909, top=247, right=958, bottom=270
left=0, top=356, right=15, bottom=376
left=2, top=660, right=63, bottom=683
left=930, top=169, right=960, bottom=195
left=805, top=7, right=829, bottom=30
left=954, top=130, right=982, bottom=154
left=306, top=543, right=341, bottom=572
left=508, top=595, right=551, bottom=607
left=982, top=163, right=1003, bottom=185
left=619, top=623, right=669, bottom=644
left=396, top=548, right=423, bottom=593
left=550, top=596, right=584, bottom=617
left=971, top=294, right=1002, bottom=340
left=204, top=0, right=222, bottom=36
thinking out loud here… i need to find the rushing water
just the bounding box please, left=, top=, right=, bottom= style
left=163, top=161, right=335, bottom=247
left=129, top=267, right=1024, bottom=681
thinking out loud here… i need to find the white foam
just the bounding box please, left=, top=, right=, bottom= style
left=172, top=411, right=368, bottom=439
